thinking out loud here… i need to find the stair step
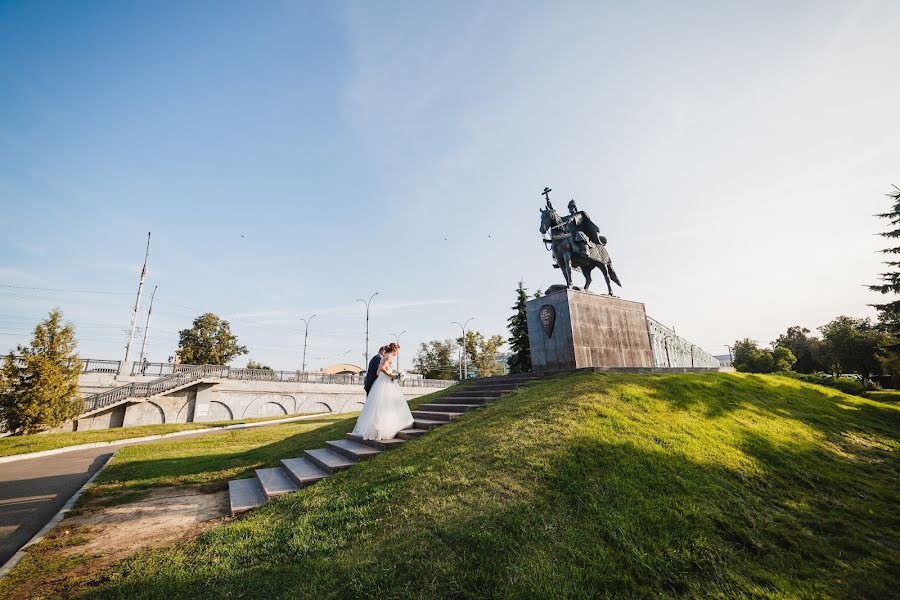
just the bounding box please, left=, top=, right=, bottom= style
left=397, top=428, right=427, bottom=440
left=304, top=447, right=356, bottom=473
left=420, top=403, right=481, bottom=413
left=326, top=439, right=383, bottom=461
left=228, top=478, right=267, bottom=515
left=438, top=396, right=494, bottom=404
left=412, top=418, right=446, bottom=430
left=345, top=433, right=405, bottom=450
left=455, top=388, right=516, bottom=395
left=255, top=467, right=298, bottom=498
left=280, top=457, right=329, bottom=487
left=411, top=410, right=462, bottom=422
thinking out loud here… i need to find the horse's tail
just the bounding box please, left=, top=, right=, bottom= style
left=608, top=263, right=622, bottom=287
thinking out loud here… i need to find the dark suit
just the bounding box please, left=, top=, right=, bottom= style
left=363, top=354, right=382, bottom=394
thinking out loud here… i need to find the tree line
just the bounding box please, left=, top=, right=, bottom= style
left=734, top=185, right=900, bottom=388
left=0, top=310, right=258, bottom=435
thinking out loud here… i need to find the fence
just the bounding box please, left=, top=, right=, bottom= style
left=646, top=318, right=722, bottom=369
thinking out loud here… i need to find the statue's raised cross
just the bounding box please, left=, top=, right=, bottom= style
left=542, top=187, right=552, bottom=202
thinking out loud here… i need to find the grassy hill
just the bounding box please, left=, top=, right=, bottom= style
left=7, top=372, right=900, bottom=599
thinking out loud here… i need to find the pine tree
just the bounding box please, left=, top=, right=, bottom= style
left=507, top=281, right=531, bottom=374
left=0, top=309, right=83, bottom=434
left=870, top=185, right=900, bottom=334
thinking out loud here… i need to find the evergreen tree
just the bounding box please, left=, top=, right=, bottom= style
left=870, top=185, right=900, bottom=334
left=177, top=313, right=248, bottom=365
left=507, top=280, right=531, bottom=373
left=0, top=309, right=83, bottom=434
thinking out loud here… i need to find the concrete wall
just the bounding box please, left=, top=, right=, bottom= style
left=75, top=378, right=443, bottom=429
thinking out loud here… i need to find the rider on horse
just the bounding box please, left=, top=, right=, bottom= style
left=564, top=199, right=610, bottom=265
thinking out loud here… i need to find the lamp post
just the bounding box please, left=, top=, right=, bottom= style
left=451, top=317, right=474, bottom=379
left=390, top=330, right=406, bottom=372
left=356, top=292, right=379, bottom=369
left=299, top=314, right=316, bottom=374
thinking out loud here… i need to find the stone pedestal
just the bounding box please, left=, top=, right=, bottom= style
left=526, top=289, right=654, bottom=372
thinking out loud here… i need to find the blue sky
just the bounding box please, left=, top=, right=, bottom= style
left=1, top=1, right=899, bottom=370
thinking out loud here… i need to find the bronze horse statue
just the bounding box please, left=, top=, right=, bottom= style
left=539, top=202, right=622, bottom=295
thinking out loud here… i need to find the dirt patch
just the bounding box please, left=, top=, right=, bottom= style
left=59, top=486, right=229, bottom=560
left=1, top=488, right=230, bottom=600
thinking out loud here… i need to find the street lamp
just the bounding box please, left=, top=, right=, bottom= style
left=390, top=330, right=406, bottom=372
left=356, top=292, right=379, bottom=368
left=451, top=317, right=474, bottom=380
left=299, top=314, right=316, bottom=374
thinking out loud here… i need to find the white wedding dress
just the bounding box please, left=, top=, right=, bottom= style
left=352, top=356, right=414, bottom=441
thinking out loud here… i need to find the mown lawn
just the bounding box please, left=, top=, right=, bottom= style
left=3, top=373, right=898, bottom=599
left=76, top=389, right=453, bottom=504
left=0, top=413, right=328, bottom=457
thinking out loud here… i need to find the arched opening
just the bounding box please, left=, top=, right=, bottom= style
left=208, top=400, right=233, bottom=421
left=262, top=402, right=287, bottom=417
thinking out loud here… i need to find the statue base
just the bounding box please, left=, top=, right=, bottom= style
left=526, top=288, right=654, bottom=372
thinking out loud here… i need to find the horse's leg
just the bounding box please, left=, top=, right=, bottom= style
left=598, top=263, right=613, bottom=295
left=582, top=265, right=593, bottom=290
left=562, top=251, right=573, bottom=287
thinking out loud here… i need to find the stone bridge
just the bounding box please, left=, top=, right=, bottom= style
left=71, top=366, right=454, bottom=431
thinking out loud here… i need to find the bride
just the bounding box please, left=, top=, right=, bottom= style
left=352, top=342, right=414, bottom=440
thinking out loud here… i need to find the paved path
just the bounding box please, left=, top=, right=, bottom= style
left=0, top=446, right=115, bottom=565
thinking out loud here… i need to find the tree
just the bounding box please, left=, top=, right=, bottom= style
left=733, top=338, right=795, bottom=373
left=774, top=326, right=820, bottom=373
left=506, top=281, right=531, bottom=374
left=177, top=313, right=248, bottom=365
left=870, top=185, right=900, bottom=334
left=457, top=330, right=506, bottom=377
left=772, top=347, right=798, bottom=372
left=246, top=360, right=272, bottom=370
left=412, top=339, right=458, bottom=380
left=0, top=309, right=83, bottom=434
left=818, top=316, right=890, bottom=379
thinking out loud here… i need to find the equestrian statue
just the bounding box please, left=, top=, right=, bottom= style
left=539, top=187, right=622, bottom=295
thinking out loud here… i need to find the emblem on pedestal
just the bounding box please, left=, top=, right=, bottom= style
left=539, top=305, right=556, bottom=338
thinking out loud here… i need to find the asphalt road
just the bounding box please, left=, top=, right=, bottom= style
left=0, top=446, right=115, bottom=565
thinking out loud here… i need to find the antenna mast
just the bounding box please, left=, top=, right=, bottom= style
left=137, top=284, right=157, bottom=367
left=121, top=232, right=150, bottom=375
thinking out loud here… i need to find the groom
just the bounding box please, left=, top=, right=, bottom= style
left=363, top=346, right=386, bottom=395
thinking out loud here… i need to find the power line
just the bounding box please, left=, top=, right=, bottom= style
left=0, top=283, right=132, bottom=295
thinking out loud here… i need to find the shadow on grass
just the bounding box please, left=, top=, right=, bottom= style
left=71, top=425, right=899, bottom=599
left=13, top=374, right=898, bottom=599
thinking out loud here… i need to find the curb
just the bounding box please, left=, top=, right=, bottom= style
left=0, top=412, right=335, bottom=464
left=0, top=449, right=118, bottom=581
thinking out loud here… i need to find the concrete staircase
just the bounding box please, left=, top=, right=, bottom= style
left=227, top=373, right=543, bottom=515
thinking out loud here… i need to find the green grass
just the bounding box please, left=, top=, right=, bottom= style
left=4, top=373, right=898, bottom=599
left=0, top=412, right=327, bottom=457
left=78, top=389, right=455, bottom=503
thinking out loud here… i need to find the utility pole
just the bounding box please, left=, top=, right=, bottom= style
left=137, top=285, right=157, bottom=368
left=122, top=232, right=150, bottom=376
left=390, top=330, right=406, bottom=372
left=300, top=314, right=316, bottom=374
left=726, top=345, right=734, bottom=365
left=451, top=317, right=474, bottom=379
left=356, top=292, right=379, bottom=368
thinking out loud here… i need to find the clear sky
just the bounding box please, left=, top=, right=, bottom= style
left=1, top=1, right=899, bottom=370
